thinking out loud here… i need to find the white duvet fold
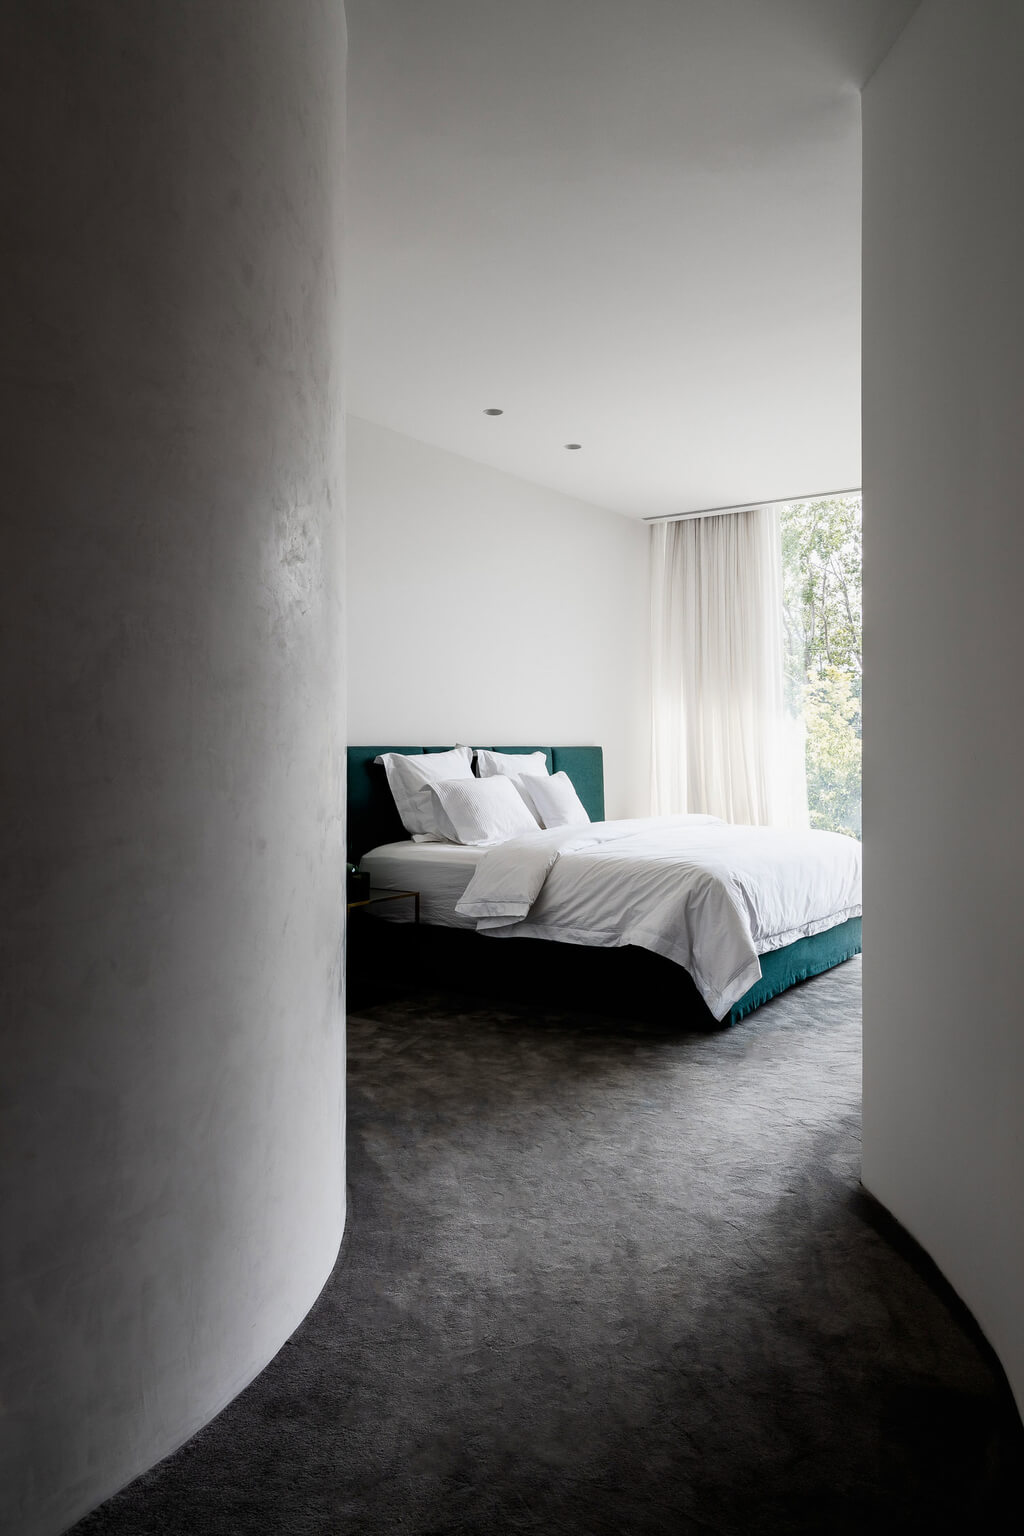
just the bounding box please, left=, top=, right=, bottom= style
left=454, top=815, right=862, bottom=1020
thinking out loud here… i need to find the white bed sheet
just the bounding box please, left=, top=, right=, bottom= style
left=454, top=816, right=862, bottom=1020
left=359, top=841, right=486, bottom=928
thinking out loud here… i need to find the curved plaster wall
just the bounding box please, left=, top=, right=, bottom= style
left=862, top=0, right=1024, bottom=1417
left=0, top=5, right=348, bottom=1532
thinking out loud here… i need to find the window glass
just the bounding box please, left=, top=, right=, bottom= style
left=780, top=496, right=862, bottom=838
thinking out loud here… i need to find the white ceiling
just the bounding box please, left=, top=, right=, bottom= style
left=345, top=0, right=919, bottom=519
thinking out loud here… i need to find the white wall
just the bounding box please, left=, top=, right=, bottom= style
left=862, top=0, right=1024, bottom=1414
left=347, top=417, right=651, bottom=817
left=0, top=5, right=348, bottom=1533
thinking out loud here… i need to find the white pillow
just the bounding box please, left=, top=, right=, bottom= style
left=503, top=775, right=544, bottom=825
left=429, top=775, right=541, bottom=847
left=474, top=748, right=549, bottom=779
left=374, top=746, right=474, bottom=842
left=518, top=770, right=591, bottom=829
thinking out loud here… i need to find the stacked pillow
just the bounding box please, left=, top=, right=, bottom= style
left=473, top=748, right=591, bottom=831
left=374, top=746, right=474, bottom=842
left=472, top=747, right=548, bottom=826
left=376, top=746, right=592, bottom=847
left=429, top=775, right=539, bottom=847
left=474, top=748, right=549, bottom=780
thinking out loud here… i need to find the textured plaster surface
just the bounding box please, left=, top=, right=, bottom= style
left=0, top=5, right=347, bottom=1533
left=862, top=0, right=1024, bottom=1419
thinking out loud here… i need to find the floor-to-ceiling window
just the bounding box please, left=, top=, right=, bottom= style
left=779, top=496, right=862, bottom=837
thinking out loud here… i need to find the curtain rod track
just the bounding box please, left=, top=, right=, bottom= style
left=644, top=487, right=861, bottom=524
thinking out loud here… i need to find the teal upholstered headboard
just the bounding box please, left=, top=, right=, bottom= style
left=346, top=745, right=605, bottom=861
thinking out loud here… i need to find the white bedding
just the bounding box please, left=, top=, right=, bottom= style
left=453, top=815, right=862, bottom=1020
left=360, top=841, right=487, bottom=928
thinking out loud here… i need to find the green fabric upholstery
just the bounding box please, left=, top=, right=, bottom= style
left=346, top=746, right=423, bottom=861
left=728, top=917, right=862, bottom=1023
left=551, top=746, right=605, bottom=822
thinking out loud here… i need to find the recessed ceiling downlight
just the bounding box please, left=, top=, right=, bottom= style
left=483, top=407, right=503, bottom=416
left=565, top=443, right=582, bottom=450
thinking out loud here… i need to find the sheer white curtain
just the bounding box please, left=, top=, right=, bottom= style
left=650, top=508, right=808, bottom=828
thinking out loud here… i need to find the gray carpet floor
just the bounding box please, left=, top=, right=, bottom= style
left=73, top=957, right=1023, bottom=1535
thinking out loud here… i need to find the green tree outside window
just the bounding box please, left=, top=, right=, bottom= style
left=780, top=496, right=862, bottom=839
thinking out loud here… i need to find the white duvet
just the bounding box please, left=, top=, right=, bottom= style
left=454, top=815, right=861, bottom=1020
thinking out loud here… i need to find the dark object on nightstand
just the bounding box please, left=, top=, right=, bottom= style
left=346, top=864, right=371, bottom=903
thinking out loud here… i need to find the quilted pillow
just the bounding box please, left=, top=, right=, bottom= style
left=429, top=775, right=541, bottom=846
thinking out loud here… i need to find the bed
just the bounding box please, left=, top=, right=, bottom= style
left=347, top=745, right=862, bottom=1026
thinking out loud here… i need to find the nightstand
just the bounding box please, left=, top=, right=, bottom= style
left=346, top=887, right=421, bottom=1009
left=346, top=886, right=420, bottom=922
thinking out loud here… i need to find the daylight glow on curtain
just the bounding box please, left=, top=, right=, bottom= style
left=650, top=509, right=808, bottom=828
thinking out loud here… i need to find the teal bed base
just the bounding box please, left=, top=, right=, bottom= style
left=727, top=917, right=861, bottom=1024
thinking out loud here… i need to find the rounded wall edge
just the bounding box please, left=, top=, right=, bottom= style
left=0, top=4, right=349, bottom=1533
left=53, top=1218, right=349, bottom=1536
left=861, top=0, right=1024, bottom=1431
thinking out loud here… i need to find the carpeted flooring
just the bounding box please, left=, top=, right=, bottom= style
left=73, top=957, right=1023, bottom=1535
